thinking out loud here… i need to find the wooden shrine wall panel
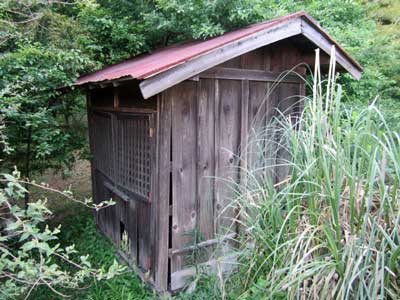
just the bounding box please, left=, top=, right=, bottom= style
left=137, top=200, right=152, bottom=271
left=214, top=79, right=242, bottom=236
left=197, top=79, right=216, bottom=242
left=154, top=93, right=172, bottom=291
left=89, top=106, right=155, bottom=277
left=269, top=42, right=305, bottom=185
left=241, top=47, right=269, bottom=70
left=170, top=81, right=198, bottom=273
left=248, top=81, right=269, bottom=133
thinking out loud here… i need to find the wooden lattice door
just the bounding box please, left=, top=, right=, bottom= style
left=89, top=110, right=155, bottom=272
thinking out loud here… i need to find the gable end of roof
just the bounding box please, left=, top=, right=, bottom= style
left=139, top=16, right=303, bottom=98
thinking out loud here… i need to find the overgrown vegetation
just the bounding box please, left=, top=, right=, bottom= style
left=29, top=205, right=154, bottom=300
left=217, top=51, right=400, bottom=299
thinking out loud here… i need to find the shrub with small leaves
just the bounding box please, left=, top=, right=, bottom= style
left=0, top=169, right=124, bottom=299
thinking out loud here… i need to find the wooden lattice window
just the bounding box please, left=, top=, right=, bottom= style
left=90, top=110, right=153, bottom=202
left=115, top=114, right=151, bottom=200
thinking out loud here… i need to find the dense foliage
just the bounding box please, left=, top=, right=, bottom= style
left=0, top=0, right=399, bottom=177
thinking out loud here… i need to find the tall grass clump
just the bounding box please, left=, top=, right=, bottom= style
left=231, top=49, right=400, bottom=300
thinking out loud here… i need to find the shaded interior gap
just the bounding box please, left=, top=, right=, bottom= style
left=167, top=257, right=171, bottom=289
left=168, top=114, right=173, bottom=288
left=136, top=211, right=140, bottom=264
left=169, top=170, right=173, bottom=206
left=120, top=220, right=125, bottom=240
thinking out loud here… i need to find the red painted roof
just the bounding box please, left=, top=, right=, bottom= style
left=75, top=11, right=361, bottom=86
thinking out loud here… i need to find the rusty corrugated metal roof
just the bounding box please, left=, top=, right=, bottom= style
left=75, top=11, right=362, bottom=86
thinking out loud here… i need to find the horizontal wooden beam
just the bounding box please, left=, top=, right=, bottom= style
left=140, top=18, right=302, bottom=99
left=168, top=232, right=236, bottom=257
left=199, top=67, right=303, bottom=83
left=104, top=181, right=129, bottom=202
left=91, top=106, right=156, bottom=114
left=103, top=179, right=149, bottom=204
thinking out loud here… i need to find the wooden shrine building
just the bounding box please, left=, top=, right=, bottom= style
left=74, top=11, right=362, bottom=292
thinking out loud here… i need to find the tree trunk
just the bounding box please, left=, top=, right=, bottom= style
left=24, top=125, right=32, bottom=209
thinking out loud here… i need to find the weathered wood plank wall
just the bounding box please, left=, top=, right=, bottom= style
left=154, top=93, right=171, bottom=291
left=163, top=41, right=306, bottom=290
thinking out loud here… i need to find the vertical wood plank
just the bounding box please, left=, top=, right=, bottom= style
left=197, top=79, right=215, bottom=242
left=240, top=47, right=266, bottom=70
left=262, top=48, right=276, bottom=183
left=215, top=80, right=241, bottom=236
left=213, top=79, right=220, bottom=236
left=113, top=85, right=119, bottom=109
left=171, top=81, right=198, bottom=273
left=154, top=93, right=171, bottom=291
left=128, top=199, right=138, bottom=264
left=296, top=66, right=307, bottom=118
left=248, top=81, right=269, bottom=182
left=149, top=113, right=157, bottom=282
left=270, top=42, right=303, bottom=184
left=238, top=79, right=249, bottom=235
left=263, top=48, right=274, bottom=125
left=248, top=81, right=268, bottom=132
left=138, top=201, right=151, bottom=270
left=111, top=114, right=118, bottom=243
left=240, top=79, right=249, bottom=185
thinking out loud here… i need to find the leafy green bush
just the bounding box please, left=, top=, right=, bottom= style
left=0, top=170, right=124, bottom=299
left=0, top=44, right=92, bottom=174
left=30, top=206, right=154, bottom=300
